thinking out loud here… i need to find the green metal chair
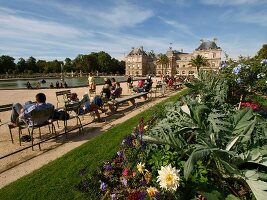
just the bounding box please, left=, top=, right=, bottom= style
left=29, top=107, right=56, bottom=150
left=63, top=102, right=83, bottom=137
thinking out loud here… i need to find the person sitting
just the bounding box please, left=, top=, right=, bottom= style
left=64, top=82, right=68, bottom=88
left=133, top=80, right=152, bottom=93
left=10, top=93, right=54, bottom=127
left=69, top=93, right=107, bottom=122
left=101, top=84, right=111, bottom=100
left=49, top=82, right=54, bottom=88
left=104, top=78, right=112, bottom=87
left=56, top=81, right=60, bottom=88
left=137, top=79, right=144, bottom=88
left=36, top=82, right=41, bottom=89
left=111, top=78, right=116, bottom=90
left=111, top=82, right=122, bottom=99
left=26, top=81, right=32, bottom=89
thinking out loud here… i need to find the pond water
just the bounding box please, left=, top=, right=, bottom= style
left=0, top=76, right=128, bottom=89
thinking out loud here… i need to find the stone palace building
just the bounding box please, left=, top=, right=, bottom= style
left=125, top=39, right=222, bottom=76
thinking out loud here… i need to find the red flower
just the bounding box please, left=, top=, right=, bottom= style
left=123, top=168, right=129, bottom=176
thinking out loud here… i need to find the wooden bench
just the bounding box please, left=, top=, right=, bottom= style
left=55, top=90, right=71, bottom=108
left=108, top=92, right=148, bottom=112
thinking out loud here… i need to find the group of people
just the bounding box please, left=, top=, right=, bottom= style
left=16, top=74, right=153, bottom=130
left=10, top=90, right=108, bottom=129
left=132, top=75, right=153, bottom=93
left=49, top=81, right=68, bottom=89
left=26, top=80, right=68, bottom=89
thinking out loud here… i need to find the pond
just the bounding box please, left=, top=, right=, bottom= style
left=0, top=76, right=128, bottom=89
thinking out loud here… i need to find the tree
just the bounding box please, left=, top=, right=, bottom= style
left=16, top=58, right=27, bottom=73
left=0, top=55, right=16, bottom=74
left=64, top=57, right=73, bottom=72
left=156, top=54, right=169, bottom=75
left=255, top=44, right=267, bottom=59
left=26, top=56, right=37, bottom=73
left=97, top=51, right=112, bottom=73
left=189, top=54, right=209, bottom=74
left=36, top=60, right=47, bottom=73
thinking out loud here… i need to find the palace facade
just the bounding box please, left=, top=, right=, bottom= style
left=125, top=39, right=222, bottom=77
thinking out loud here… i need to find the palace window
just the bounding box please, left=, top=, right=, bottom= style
left=213, top=52, right=216, bottom=58
left=182, top=71, right=185, bottom=74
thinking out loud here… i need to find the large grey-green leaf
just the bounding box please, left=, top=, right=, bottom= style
left=245, top=170, right=267, bottom=200
left=184, top=147, right=211, bottom=180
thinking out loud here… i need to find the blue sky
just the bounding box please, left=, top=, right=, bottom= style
left=0, top=0, right=266, bottom=61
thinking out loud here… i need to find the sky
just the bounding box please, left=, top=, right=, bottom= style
left=0, top=0, right=266, bottom=61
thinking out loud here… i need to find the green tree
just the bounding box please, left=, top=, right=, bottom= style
left=36, top=60, right=47, bottom=73
left=16, top=58, right=27, bottom=73
left=26, top=56, right=37, bottom=73
left=64, top=57, right=73, bottom=72
left=0, top=55, right=16, bottom=74
left=255, top=44, right=267, bottom=59
left=97, top=51, right=112, bottom=73
left=156, top=54, right=169, bottom=75
left=189, top=54, right=210, bottom=74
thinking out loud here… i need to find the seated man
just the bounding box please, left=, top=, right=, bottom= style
left=69, top=93, right=107, bottom=122
left=10, top=93, right=54, bottom=126
left=111, top=82, right=122, bottom=99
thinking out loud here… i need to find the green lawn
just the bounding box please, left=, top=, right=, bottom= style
left=0, top=89, right=189, bottom=200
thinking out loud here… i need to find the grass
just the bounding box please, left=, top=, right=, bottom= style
left=0, top=89, right=190, bottom=200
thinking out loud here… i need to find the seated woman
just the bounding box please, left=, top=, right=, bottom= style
left=69, top=93, right=107, bottom=122
left=111, top=82, right=122, bottom=99
left=101, top=84, right=111, bottom=100
left=111, top=78, right=116, bottom=90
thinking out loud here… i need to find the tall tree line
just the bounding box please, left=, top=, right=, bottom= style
left=0, top=51, right=125, bottom=75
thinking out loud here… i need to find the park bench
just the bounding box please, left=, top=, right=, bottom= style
left=55, top=90, right=71, bottom=108
left=108, top=92, right=149, bottom=112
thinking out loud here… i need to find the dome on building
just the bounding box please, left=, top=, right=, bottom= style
left=196, top=40, right=221, bottom=50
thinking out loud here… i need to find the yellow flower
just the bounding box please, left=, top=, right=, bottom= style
left=137, top=162, right=145, bottom=174
left=147, top=186, right=159, bottom=197
left=144, top=125, right=148, bottom=130
left=157, top=164, right=180, bottom=191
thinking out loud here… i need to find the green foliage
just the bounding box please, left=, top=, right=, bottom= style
left=143, top=73, right=267, bottom=199
left=0, top=51, right=125, bottom=75
left=156, top=54, right=169, bottom=75
left=189, top=54, right=210, bottom=73
left=255, top=44, right=267, bottom=59
left=220, top=56, right=267, bottom=97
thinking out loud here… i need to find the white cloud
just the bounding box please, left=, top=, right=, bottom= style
left=32, top=1, right=154, bottom=29
left=158, top=16, right=199, bottom=38
left=201, top=0, right=267, bottom=6
left=237, top=11, right=267, bottom=27
left=0, top=7, right=83, bottom=38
